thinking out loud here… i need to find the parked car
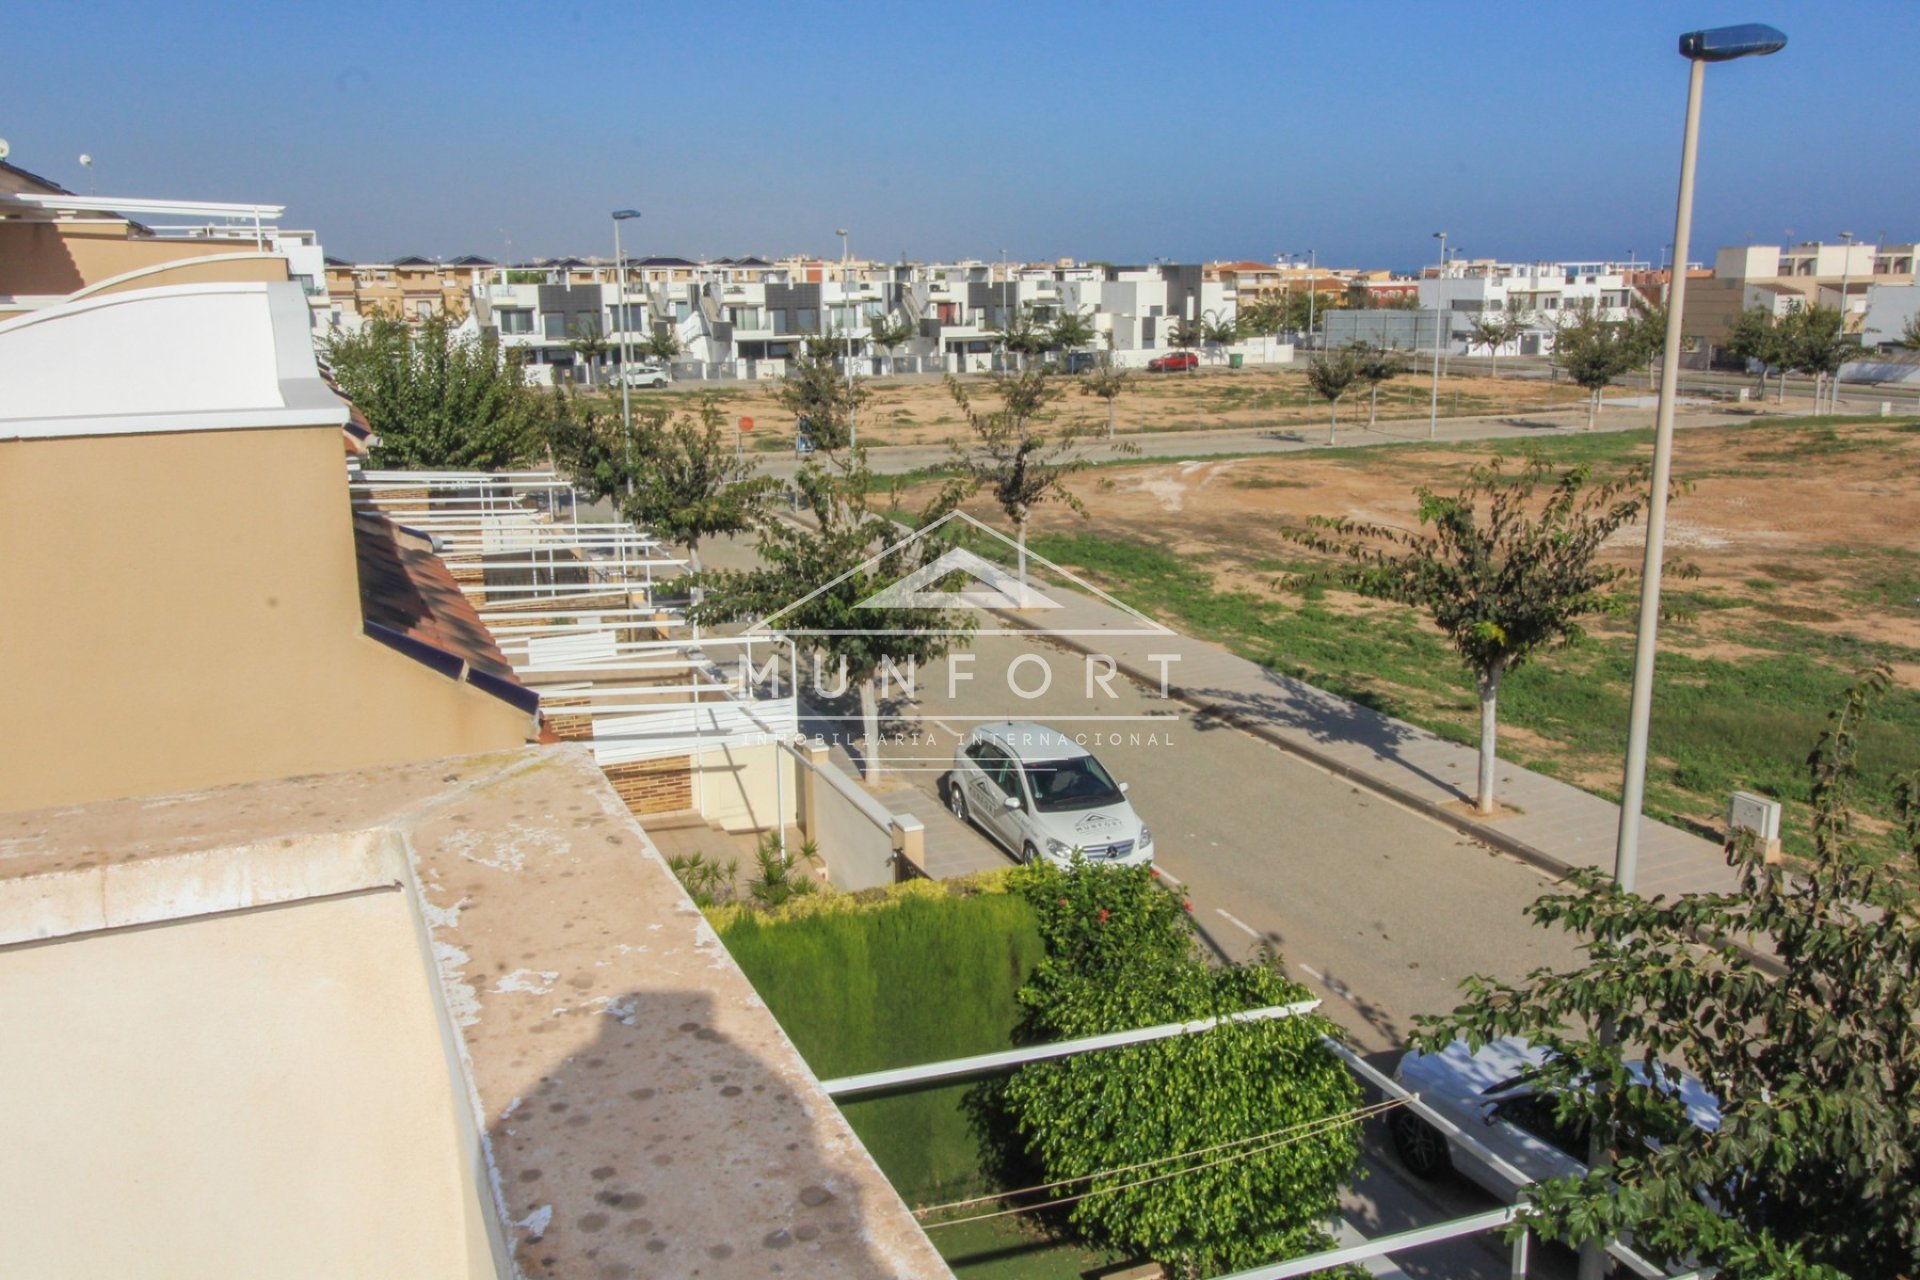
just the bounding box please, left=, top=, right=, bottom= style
left=622, top=363, right=669, bottom=389
left=947, top=721, right=1153, bottom=868
left=1390, top=1036, right=1721, bottom=1202
left=1147, top=351, right=1199, bottom=373
left=1064, top=350, right=1104, bottom=375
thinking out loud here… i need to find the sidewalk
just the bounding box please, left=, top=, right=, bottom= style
left=993, top=582, right=1742, bottom=903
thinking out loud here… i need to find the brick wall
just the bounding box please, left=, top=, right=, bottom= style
left=601, top=757, right=692, bottom=815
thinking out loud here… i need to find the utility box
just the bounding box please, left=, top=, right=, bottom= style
left=1728, top=790, right=1783, bottom=863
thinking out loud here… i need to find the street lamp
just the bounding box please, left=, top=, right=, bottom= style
left=1305, top=248, right=1317, bottom=349
left=1428, top=231, right=1446, bottom=440
left=612, top=209, right=642, bottom=495
left=1833, top=230, right=1855, bottom=413
left=1596, top=27, right=1787, bottom=1277
left=837, top=228, right=856, bottom=447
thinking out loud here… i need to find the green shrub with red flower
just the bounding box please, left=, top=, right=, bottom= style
left=995, top=857, right=1362, bottom=1276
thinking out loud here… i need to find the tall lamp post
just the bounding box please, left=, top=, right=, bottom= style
left=1833, top=230, right=1855, bottom=413
left=612, top=209, right=642, bottom=495
left=1428, top=231, right=1446, bottom=440
left=838, top=227, right=856, bottom=447
left=1591, top=25, right=1785, bottom=1280
left=1305, top=248, right=1317, bottom=349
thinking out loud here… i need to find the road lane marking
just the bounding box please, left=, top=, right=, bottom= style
left=1153, top=866, right=1182, bottom=885
left=1216, top=908, right=1261, bottom=940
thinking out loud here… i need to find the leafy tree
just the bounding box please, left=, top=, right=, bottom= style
left=1235, top=300, right=1287, bottom=362
left=1625, top=296, right=1668, bottom=389
left=1725, top=306, right=1789, bottom=403
left=868, top=314, right=916, bottom=375
left=1047, top=306, right=1099, bottom=366
left=995, top=860, right=1361, bottom=1276
left=1467, top=315, right=1510, bottom=373
left=696, top=422, right=963, bottom=782
left=1898, top=313, right=1920, bottom=351
left=550, top=395, right=774, bottom=608
left=1350, top=342, right=1399, bottom=428
left=1168, top=318, right=1203, bottom=373
left=1418, top=669, right=1920, bottom=1280
left=1782, top=304, right=1852, bottom=414
left=775, top=334, right=870, bottom=453
left=324, top=313, right=543, bottom=470
left=567, top=315, right=609, bottom=386
left=1303, top=345, right=1362, bottom=444
left=994, top=302, right=1049, bottom=371
left=945, top=368, right=1094, bottom=603
left=1202, top=315, right=1239, bottom=366
left=1079, top=360, right=1133, bottom=439
left=1286, top=456, right=1669, bottom=814
left=1553, top=301, right=1639, bottom=429
left=639, top=323, right=684, bottom=366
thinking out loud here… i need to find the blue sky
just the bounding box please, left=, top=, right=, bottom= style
left=6, top=2, right=1914, bottom=269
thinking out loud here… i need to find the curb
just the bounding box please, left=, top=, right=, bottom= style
left=990, top=606, right=1789, bottom=978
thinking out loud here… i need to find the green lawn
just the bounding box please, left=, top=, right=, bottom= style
left=713, top=886, right=1138, bottom=1276
left=713, top=889, right=1045, bottom=1204
left=1021, top=528, right=1920, bottom=861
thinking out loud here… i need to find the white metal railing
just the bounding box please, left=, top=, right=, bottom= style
left=349, top=470, right=799, bottom=800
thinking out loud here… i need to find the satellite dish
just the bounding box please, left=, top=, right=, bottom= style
left=79, top=153, right=93, bottom=167
left=0, top=138, right=10, bottom=162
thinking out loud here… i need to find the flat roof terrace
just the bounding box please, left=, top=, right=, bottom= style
left=0, top=745, right=946, bottom=1279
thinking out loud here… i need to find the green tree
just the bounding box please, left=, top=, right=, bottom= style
left=550, top=395, right=774, bottom=605
left=1350, top=342, right=1399, bottom=428
left=1623, top=296, right=1668, bottom=389
left=1782, top=303, right=1852, bottom=414
left=1168, top=318, right=1203, bottom=373
left=695, top=436, right=963, bottom=783
left=639, top=323, right=684, bottom=366
left=1079, top=360, right=1133, bottom=439
left=1725, top=306, right=1788, bottom=403
left=1303, top=345, right=1363, bottom=444
left=945, top=368, right=1094, bottom=602
left=1047, top=306, right=1099, bottom=366
left=1202, top=314, right=1239, bottom=366
left=324, top=313, right=542, bottom=470
left=1467, top=315, right=1509, bottom=374
left=994, top=302, right=1049, bottom=372
left=1286, top=456, right=1668, bottom=814
left=1417, top=670, right=1920, bottom=1280
left=996, top=861, right=1361, bottom=1276
left=1898, top=313, right=1920, bottom=350
left=1235, top=300, right=1286, bottom=362
left=775, top=334, right=870, bottom=453
left=1553, top=301, right=1639, bottom=429
left=567, top=315, right=608, bottom=386
left=868, top=314, right=916, bottom=375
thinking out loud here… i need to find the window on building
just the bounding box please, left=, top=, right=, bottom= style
left=830, top=305, right=859, bottom=330
left=729, top=307, right=762, bottom=330
left=675, top=301, right=690, bottom=322
left=543, top=313, right=572, bottom=340
left=413, top=299, right=435, bottom=320
left=796, top=308, right=819, bottom=332
left=497, top=308, right=534, bottom=335
left=1149, top=304, right=1164, bottom=317
left=771, top=309, right=791, bottom=332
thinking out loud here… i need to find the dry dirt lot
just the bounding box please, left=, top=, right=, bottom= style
left=601, top=364, right=1600, bottom=449
left=895, top=415, right=1920, bottom=854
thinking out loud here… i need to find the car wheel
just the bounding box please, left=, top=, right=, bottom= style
left=1390, top=1109, right=1452, bottom=1179
left=1021, top=842, right=1039, bottom=866
left=949, top=781, right=969, bottom=826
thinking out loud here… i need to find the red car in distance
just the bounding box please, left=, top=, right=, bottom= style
left=1147, top=351, right=1199, bottom=373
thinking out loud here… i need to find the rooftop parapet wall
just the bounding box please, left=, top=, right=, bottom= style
left=0, top=746, right=951, bottom=1279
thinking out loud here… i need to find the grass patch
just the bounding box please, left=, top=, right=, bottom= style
left=1023, top=531, right=1920, bottom=861
left=712, top=886, right=1044, bottom=1205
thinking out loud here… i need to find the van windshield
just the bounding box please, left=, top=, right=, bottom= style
left=1022, top=757, right=1124, bottom=813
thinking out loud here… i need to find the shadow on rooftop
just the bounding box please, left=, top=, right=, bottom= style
left=490, top=989, right=920, bottom=1280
